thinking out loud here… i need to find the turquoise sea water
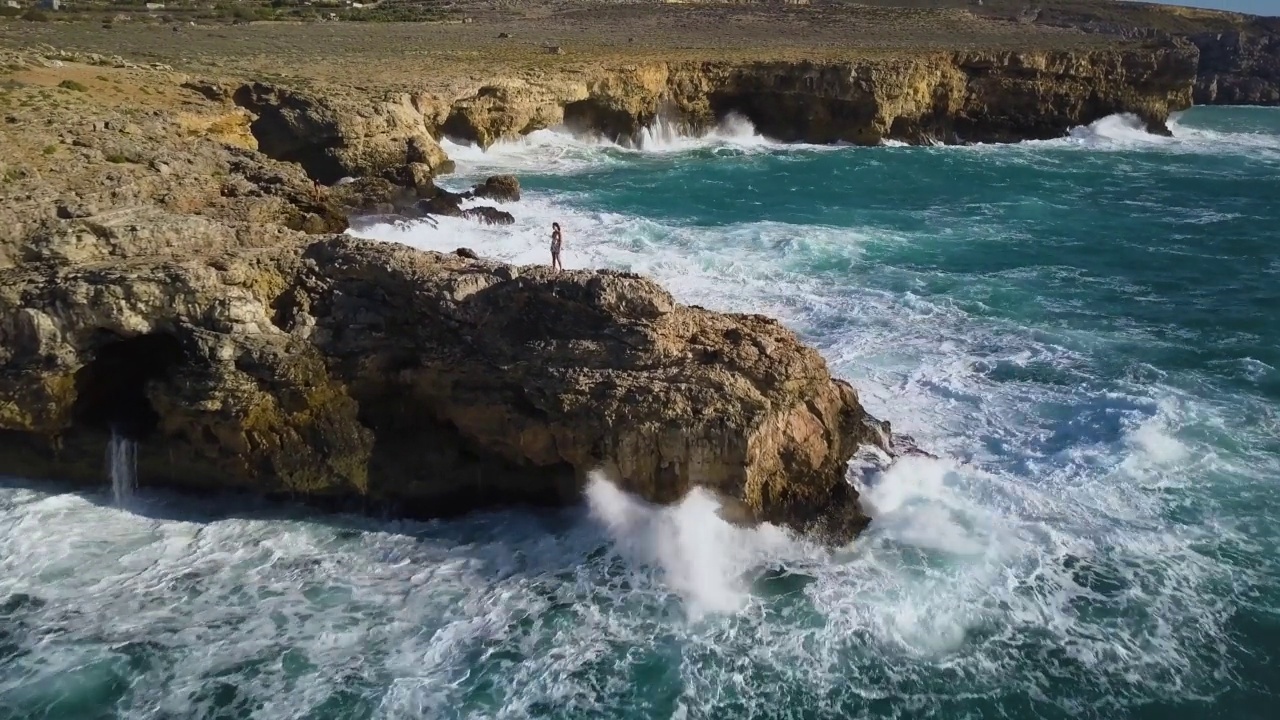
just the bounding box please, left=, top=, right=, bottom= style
left=3, top=108, right=1279, bottom=719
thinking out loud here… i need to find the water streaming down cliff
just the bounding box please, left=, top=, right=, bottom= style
left=107, top=430, right=136, bottom=508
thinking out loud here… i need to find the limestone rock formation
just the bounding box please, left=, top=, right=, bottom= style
left=0, top=48, right=890, bottom=542
left=328, top=175, right=514, bottom=226
left=461, top=206, right=516, bottom=225
left=0, top=234, right=887, bottom=542
left=231, top=83, right=455, bottom=183
left=1012, top=4, right=1279, bottom=108
left=442, top=45, right=1197, bottom=147
left=1190, top=31, right=1280, bottom=105
left=442, top=81, right=578, bottom=148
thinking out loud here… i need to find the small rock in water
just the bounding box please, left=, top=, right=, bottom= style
left=472, top=174, right=521, bottom=202
left=417, top=195, right=463, bottom=217
left=462, top=206, right=515, bottom=226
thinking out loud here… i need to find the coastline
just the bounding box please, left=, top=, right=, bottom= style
left=1, top=2, right=1277, bottom=538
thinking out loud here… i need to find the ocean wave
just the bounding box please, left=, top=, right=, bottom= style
left=434, top=120, right=866, bottom=176
left=6, top=111, right=1276, bottom=717
left=439, top=109, right=1280, bottom=180
left=440, top=113, right=835, bottom=177
left=999, top=112, right=1280, bottom=159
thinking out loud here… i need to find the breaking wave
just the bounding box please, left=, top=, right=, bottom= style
left=1004, top=111, right=1280, bottom=158
left=5, top=105, right=1278, bottom=718
left=439, top=112, right=828, bottom=176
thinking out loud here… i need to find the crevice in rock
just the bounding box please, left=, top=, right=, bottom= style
left=71, top=331, right=186, bottom=441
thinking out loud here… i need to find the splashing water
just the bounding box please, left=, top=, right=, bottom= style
left=4, top=107, right=1280, bottom=719
left=107, top=430, right=137, bottom=508
left=584, top=473, right=804, bottom=619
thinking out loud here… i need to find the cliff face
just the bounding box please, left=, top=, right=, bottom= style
left=444, top=45, right=1198, bottom=146
left=1011, top=3, right=1280, bottom=108
left=0, top=235, right=886, bottom=542
left=0, top=36, right=1203, bottom=543
left=0, top=48, right=889, bottom=543
left=1190, top=31, right=1280, bottom=105
left=229, top=82, right=455, bottom=184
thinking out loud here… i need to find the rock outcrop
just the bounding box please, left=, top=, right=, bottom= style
left=442, top=45, right=1197, bottom=146
left=0, top=233, right=886, bottom=542
left=472, top=174, right=522, bottom=203
left=0, top=49, right=889, bottom=543
left=1016, top=4, right=1280, bottom=108
left=230, top=82, right=455, bottom=184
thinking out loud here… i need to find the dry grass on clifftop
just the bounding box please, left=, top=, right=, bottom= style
left=0, top=4, right=1120, bottom=95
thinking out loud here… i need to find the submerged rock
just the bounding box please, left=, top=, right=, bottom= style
left=461, top=206, right=515, bottom=225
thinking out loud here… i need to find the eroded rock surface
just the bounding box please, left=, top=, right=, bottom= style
left=1191, top=31, right=1280, bottom=105
left=230, top=83, right=455, bottom=183
left=0, top=232, right=887, bottom=541
left=440, top=46, right=1197, bottom=147
left=0, top=47, right=890, bottom=543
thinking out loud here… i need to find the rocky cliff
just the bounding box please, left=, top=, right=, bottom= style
left=443, top=45, right=1197, bottom=146
left=1010, top=3, right=1280, bottom=108
left=1190, top=31, right=1280, bottom=105
left=0, top=48, right=890, bottom=543
left=0, top=233, right=886, bottom=542
left=0, top=33, right=1206, bottom=542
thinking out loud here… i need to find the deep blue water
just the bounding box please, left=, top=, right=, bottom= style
left=3, top=108, right=1279, bottom=719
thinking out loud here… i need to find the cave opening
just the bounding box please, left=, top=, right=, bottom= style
left=71, top=332, right=186, bottom=442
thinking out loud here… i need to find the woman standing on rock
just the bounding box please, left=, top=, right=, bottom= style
left=550, top=222, right=563, bottom=272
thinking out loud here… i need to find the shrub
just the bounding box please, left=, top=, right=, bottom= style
left=21, top=9, right=50, bottom=22
left=58, top=79, right=88, bottom=92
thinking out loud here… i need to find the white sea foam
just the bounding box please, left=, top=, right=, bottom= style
left=345, top=180, right=1252, bottom=706
left=108, top=431, right=137, bottom=508
left=4, top=107, right=1273, bottom=718
left=1000, top=112, right=1280, bottom=159
left=584, top=473, right=804, bottom=619
left=438, top=109, right=1280, bottom=187
left=439, top=113, right=828, bottom=178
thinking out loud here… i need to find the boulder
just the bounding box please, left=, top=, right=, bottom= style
left=415, top=193, right=463, bottom=218
left=329, top=176, right=419, bottom=217
left=472, top=174, right=521, bottom=202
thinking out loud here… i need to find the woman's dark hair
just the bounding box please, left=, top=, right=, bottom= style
left=552, top=222, right=560, bottom=229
